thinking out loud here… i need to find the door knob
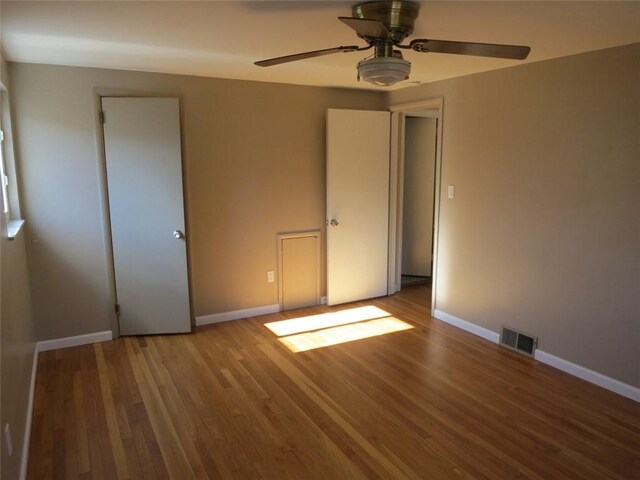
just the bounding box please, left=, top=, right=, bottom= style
left=330, top=219, right=339, bottom=227
left=173, top=229, right=185, bottom=239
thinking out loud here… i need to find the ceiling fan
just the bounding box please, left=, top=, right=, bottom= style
left=255, top=0, right=531, bottom=87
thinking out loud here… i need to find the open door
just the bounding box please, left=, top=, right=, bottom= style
left=102, top=97, right=191, bottom=335
left=326, top=109, right=390, bottom=306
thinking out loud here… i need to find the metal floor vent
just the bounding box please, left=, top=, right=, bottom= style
left=500, top=326, right=537, bottom=357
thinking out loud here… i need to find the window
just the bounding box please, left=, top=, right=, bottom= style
left=0, top=129, right=9, bottom=216
left=0, top=86, right=25, bottom=239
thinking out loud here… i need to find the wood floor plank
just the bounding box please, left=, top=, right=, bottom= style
left=72, top=369, right=91, bottom=476
left=27, top=285, right=640, bottom=479
left=94, top=342, right=130, bottom=480
left=124, top=338, right=198, bottom=480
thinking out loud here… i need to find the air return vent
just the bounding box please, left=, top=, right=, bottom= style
left=500, top=326, right=537, bottom=357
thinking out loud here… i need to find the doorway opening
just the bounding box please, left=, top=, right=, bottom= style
left=388, top=98, right=444, bottom=315
left=401, top=114, right=438, bottom=290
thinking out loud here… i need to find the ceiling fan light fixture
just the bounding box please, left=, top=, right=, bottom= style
left=255, top=0, right=531, bottom=86
left=357, top=56, right=411, bottom=86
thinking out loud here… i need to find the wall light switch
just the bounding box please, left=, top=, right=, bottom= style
left=447, top=185, right=455, bottom=199
left=267, top=271, right=275, bottom=283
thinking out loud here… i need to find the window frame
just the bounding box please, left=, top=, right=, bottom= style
left=0, top=128, right=9, bottom=218
left=1, top=85, right=26, bottom=239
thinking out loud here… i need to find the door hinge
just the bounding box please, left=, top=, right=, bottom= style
left=99, top=111, right=105, bottom=124
left=115, top=303, right=120, bottom=316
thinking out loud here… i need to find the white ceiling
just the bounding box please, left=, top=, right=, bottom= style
left=2, top=1, right=639, bottom=91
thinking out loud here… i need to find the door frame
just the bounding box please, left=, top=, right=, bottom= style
left=93, top=90, right=192, bottom=338
left=388, top=98, right=444, bottom=316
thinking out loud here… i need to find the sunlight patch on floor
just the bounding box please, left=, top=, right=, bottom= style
left=265, top=305, right=392, bottom=336
left=265, top=306, right=414, bottom=353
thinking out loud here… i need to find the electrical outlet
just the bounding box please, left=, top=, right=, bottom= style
left=267, top=271, right=275, bottom=283
left=4, top=423, right=13, bottom=456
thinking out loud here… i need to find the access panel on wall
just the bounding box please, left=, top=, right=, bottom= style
left=326, top=109, right=390, bottom=306
left=279, top=231, right=321, bottom=311
left=102, top=97, right=191, bottom=335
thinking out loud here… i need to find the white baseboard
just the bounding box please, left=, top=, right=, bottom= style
left=433, top=309, right=639, bottom=403
left=535, top=350, right=640, bottom=403
left=37, top=330, right=113, bottom=353
left=433, top=309, right=500, bottom=343
left=196, top=304, right=280, bottom=326
left=19, top=346, right=39, bottom=480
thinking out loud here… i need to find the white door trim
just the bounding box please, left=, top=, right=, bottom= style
left=388, top=113, right=404, bottom=295
left=389, top=97, right=444, bottom=316
left=94, top=94, right=120, bottom=337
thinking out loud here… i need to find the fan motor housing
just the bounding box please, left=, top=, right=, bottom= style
left=352, top=0, right=420, bottom=44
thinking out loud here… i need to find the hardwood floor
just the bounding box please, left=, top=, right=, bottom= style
left=28, top=285, right=640, bottom=479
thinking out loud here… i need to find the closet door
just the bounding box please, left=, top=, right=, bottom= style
left=102, top=97, right=191, bottom=335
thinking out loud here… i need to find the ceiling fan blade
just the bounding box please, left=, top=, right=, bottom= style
left=339, top=17, right=391, bottom=40
left=410, top=39, right=531, bottom=60
left=255, top=45, right=362, bottom=67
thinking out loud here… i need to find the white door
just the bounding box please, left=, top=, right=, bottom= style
left=326, top=109, right=390, bottom=305
left=102, top=97, right=191, bottom=335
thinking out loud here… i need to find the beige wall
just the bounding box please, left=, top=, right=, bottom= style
left=389, top=44, right=640, bottom=387
left=9, top=63, right=385, bottom=340
left=0, top=226, right=35, bottom=480
left=8, top=44, right=638, bottom=391
left=1, top=57, right=37, bottom=480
